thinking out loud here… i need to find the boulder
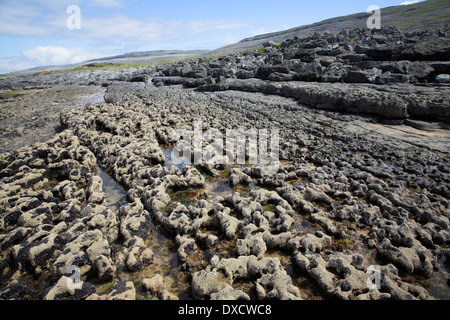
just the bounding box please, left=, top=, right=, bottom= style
left=125, top=245, right=154, bottom=271
left=235, top=235, right=267, bottom=258
left=142, top=274, right=178, bottom=300
left=255, top=65, right=290, bottom=80
left=210, top=286, right=250, bottom=300
left=191, top=268, right=231, bottom=300
left=43, top=276, right=95, bottom=300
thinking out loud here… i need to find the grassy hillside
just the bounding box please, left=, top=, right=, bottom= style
left=368, top=0, right=449, bottom=30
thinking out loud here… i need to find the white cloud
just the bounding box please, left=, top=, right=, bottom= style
left=88, top=0, right=126, bottom=7
left=0, top=57, right=35, bottom=74
left=82, top=15, right=162, bottom=41
left=23, top=46, right=106, bottom=66
left=400, top=0, right=423, bottom=5
left=0, top=45, right=115, bottom=74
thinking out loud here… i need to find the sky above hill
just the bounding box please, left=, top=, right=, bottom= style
left=0, top=0, right=425, bottom=74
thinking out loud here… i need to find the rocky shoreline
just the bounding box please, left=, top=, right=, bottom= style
left=0, top=27, right=449, bottom=300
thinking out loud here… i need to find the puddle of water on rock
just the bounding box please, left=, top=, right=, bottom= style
left=427, top=255, right=450, bottom=300
left=95, top=165, right=191, bottom=299
left=168, top=189, right=205, bottom=208
left=206, top=177, right=231, bottom=197
left=161, top=147, right=259, bottom=201
left=96, top=165, right=128, bottom=210
left=163, top=148, right=191, bottom=170
left=291, top=214, right=316, bottom=236
left=84, top=93, right=105, bottom=105
left=78, top=88, right=106, bottom=106
left=403, top=254, right=450, bottom=301
left=385, top=161, right=403, bottom=174
left=137, top=228, right=191, bottom=300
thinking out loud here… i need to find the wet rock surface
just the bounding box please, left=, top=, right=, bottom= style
left=0, top=27, right=449, bottom=300
left=0, top=85, right=105, bottom=153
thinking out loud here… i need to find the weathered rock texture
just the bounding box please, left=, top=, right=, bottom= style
left=0, top=27, right=449, bottom=301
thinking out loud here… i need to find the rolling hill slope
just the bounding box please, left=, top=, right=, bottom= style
left=206, top=0, right=450, bottom=57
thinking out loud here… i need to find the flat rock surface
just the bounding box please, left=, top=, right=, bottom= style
left=0, top=85, right=105, bottom=154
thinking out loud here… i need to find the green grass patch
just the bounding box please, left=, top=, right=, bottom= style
left=334, top=238, right=354, bottom=251
left=263, top=204, right=277, bottom=212
left=31, top=58, right=192, bottom=77
left=70, top=63, right=117, bottom=71
left=199, top=56, right=221, bottom=62
left=0, top=90, right=25, bottom=99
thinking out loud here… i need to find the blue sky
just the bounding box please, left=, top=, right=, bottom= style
left=0, top=0, right=425, bottom=74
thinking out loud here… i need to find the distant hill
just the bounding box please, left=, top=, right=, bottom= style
left=86, top=50, right=207, bottom=64
left=2, top=50, right=208, bottom=77
left=206, top=0, right=450, bottom=57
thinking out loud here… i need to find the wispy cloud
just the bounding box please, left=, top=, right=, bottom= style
left=0, top=2, right=56, bottom=37
left=0, top=46, right=108, bottom=74
left=88, top=0, right=127, bottom=7
left=23, top=46, right=106, bottom=66
left=0, top=1, right=247, bottom=41
left=189, top=20, right=248, bottom=34
left=82, top=15, right=162, bottom=41
left=0, top=0, right=249, bottom=72
left=0, top=57, right=35, bottom=74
